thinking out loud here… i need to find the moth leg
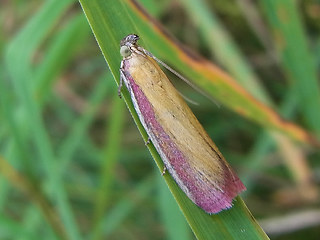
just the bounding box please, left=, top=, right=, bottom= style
left=145, top=137, right=151, bottom=146
left=118, top=68, right=125, bottom=98
left=161, top=165, right=167, bottom=176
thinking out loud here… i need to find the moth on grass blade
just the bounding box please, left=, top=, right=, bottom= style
left=119, top=34, right=245, bottom=214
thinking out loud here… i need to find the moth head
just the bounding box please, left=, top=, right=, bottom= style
left=120, top=34, right=139, bottom=46
left=120, top=34, right=140, bottom=58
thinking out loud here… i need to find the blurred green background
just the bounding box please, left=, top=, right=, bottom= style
left=1, top=0, right=320, bottom=239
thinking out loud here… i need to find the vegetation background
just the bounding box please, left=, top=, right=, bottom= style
left=0, top=0, right=320, bottom=239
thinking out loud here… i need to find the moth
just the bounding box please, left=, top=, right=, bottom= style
left=119, top=34, right=245, bottom=214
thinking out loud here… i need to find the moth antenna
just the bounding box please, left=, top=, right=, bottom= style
left=139, top=47, right=220, bottom=108
left=178, top=92, right=199, bottom=106
left=119, top=67, right=126, bottom=98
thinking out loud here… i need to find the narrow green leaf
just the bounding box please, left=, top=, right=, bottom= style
left=157, top=174, right=191, bottom=240
left=90, top=175, right=156, bottom=239
left=4, top=1, right=82, bottom=239
left=80, top=0, right=318, bottom=147
left=33, top=13, right=90, bottom=102
left=79, top=0, right=269, bottom=239
left=260, top=0, right=320, bottom=136
left=92, top=89, right=126, bottom=240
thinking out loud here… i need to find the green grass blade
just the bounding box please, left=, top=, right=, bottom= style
left=178, top=0, right=270, bottom=103
left=157, top=174, right=191, bottom=240
left=33, top=13, right=90, bottom=102
left=56, top=73, right=112, bottom=175
left=80, top=0, right=318, bottom=147
left=260, top=0, right=320, bottom=136
left=4, top=1, right=83, bottom=239
left=89, top=175, right=155, bottom=239
left=92, top=89, right=126, bottom=240
left=19, top=206, right=58, bottom=240
left=79, top=0, right=269, bottom=239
